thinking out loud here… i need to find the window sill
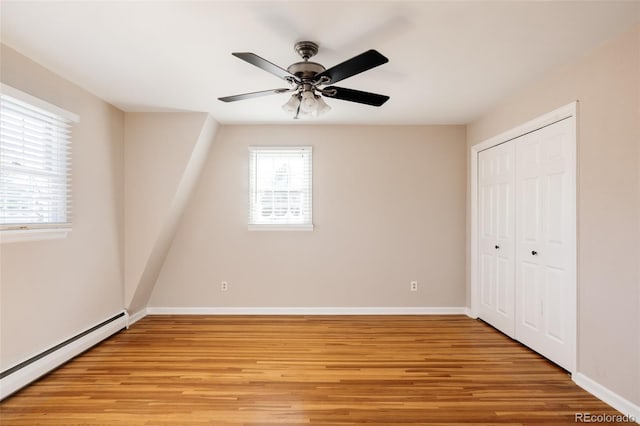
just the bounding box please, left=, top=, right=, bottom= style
left=0, top=228, right=71, bottom=244
left=248, top=224, right=314, bottom=232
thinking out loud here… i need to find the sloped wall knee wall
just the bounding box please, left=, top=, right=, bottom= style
left=124, top=113, right=219, bottom=313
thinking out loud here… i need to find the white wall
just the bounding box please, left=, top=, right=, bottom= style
left=0, top=45, right=124, bottom=370
left=467, top=25, right=640, bottom=406
left=149, top=125, right=467, bottom=308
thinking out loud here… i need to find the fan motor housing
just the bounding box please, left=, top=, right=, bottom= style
left=287, top=61, right=325, bottom=80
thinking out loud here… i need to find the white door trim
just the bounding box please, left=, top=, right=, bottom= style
left=470, top=101, right=578, bottom=370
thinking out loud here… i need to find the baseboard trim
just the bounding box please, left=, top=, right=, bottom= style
left=0, top=312, right=127, bottom=401
left=126, top=308, right=147, bottom=327
left=146, top=307, right=467, bottom=315
left=573, top=373, right=640, bottom=423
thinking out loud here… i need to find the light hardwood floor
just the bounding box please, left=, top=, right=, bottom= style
left=0, top=315, right=623, bottom=425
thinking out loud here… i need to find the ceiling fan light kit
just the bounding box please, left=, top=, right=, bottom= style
left=219, top=41, right=390, bottom=119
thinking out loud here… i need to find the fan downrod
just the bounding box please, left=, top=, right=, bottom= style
left=294, top=41, right=319, bottom=61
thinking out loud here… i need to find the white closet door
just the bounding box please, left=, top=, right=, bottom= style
left=515, top=118, right=576, bottom=371
left=478, top=142, right=516, bottom=337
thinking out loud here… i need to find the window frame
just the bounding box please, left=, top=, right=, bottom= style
left=0, top=84, right=78, bottom=244
left=248, top=146, right=313, bottom=231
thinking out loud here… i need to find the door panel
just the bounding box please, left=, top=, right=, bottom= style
left=498, top=182, right=511, bottom=238
left=496, top=256, right=510, bottom=314
left=522, top=178, right=541, bottom=242
left=515, top=118, right=576, bottom=371
left=480, top=254, right=493, bottom=306
left=521, top=261, right=539, bottom=329
left=547, top=173, right=564, bottom=244
left=545, top=267, right=565, bottom=342
left=478, top=142, right=515, bottom=337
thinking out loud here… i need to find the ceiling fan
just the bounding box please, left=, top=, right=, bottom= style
left=218, top=41, right=390, bottom=119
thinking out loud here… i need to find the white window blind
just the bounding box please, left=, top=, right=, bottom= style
left=249, top=146, right=313, bottom=230
left=0, top=90, right=73, bottom=230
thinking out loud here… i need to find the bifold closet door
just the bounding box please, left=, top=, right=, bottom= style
left=478, top=142, right=516, bottom=337
left=515, top=118, right=576, bottom=372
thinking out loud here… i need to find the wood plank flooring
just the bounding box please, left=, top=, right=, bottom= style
left=0, top=315, right=624, bottom=425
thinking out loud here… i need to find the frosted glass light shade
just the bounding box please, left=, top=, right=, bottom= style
left=299, top=91, right=317, bottom=113
left=315, top=96, right=331, bottom=116
left=282, top=94, right=300, bottom=112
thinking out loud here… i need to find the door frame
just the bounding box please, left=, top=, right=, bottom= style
left=469, top=101, right=578, bottom=372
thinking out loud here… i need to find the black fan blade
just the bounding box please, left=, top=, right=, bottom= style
left=232, top=52, right=300, bottom=83
left=218, top=88, right=293, bottom=102
left=323, top=86, right=389, bottom=107
left=314, top=50, right=388, bottom=84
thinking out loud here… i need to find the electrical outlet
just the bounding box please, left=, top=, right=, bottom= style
left=221, top=281, right=228, bottom=292
left=410, top=281, right=418, bottom=292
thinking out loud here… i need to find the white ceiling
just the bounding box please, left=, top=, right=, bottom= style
left=1, top=1, right=639, bottom=125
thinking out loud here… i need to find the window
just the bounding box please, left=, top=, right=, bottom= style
left=248, top=146, right=313, bottom=230
left=0, top=84, right=77, bottom=237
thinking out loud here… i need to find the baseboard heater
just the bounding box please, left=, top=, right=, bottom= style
left=0, top=311, right=128, bottom=401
